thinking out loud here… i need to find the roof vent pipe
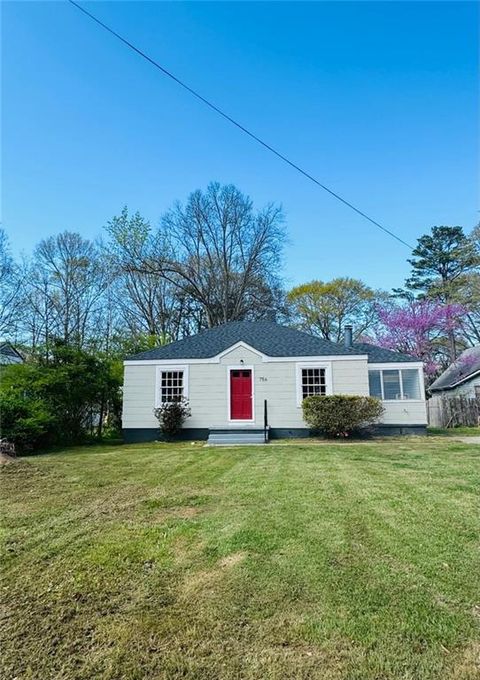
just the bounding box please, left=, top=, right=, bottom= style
left=344, top=325, right=353, bottom=349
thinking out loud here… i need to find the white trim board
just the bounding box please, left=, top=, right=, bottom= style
left=295, top=362, right=333, bottom=407
left=154, top=365, right=189, bottom=408
left=368, top=362, right=424, bottom=370
left=125, top=351, right=369, bottom=366
left=216, top=341, right=264, bottom=361
left=368, top=365, right=425, bottom=402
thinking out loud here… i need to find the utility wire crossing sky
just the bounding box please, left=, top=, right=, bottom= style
left=68, top=0, right=414, bottom=251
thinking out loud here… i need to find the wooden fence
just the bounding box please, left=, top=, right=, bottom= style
left=427, top=394, right=480, bottom=428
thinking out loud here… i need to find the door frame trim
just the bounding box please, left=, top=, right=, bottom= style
left=227, top=365, right=255, bottom=424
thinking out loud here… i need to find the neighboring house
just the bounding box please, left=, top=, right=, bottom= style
left=429, top=346, right=480, bottom=399
left=122, top=321, right=427, bottom=443
left=427, top=346, right=480, bottom=428
left=0, top=342, right=24, bottom=366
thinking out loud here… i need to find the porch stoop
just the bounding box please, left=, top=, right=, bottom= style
left=207, top=428, right=269, bottom=445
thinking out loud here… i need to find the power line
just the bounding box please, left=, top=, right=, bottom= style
left=68, top=0, right=414, bottom=250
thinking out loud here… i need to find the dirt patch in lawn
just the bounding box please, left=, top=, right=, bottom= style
left=181, top=552, right=248, bottom=596
left=169, top=506, right=200, bottom=519
left=218, top=551, right=247, bottom=568
left=449, top=641, right=480, bottom=679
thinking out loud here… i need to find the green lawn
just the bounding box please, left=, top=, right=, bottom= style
left=1, top=439, right=479, bottom=680
left=428, top=427, right=480, bottom=437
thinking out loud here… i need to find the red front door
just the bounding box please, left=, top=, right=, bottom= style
left=230, top=370, right=252, bottom=420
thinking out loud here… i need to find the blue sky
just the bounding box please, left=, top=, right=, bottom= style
left=2, top=1, right=478, bottom=291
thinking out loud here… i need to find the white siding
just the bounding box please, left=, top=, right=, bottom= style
left=122, top=349, right=427, bottom=430
left=380, top=401, right=427, bottom=425
left=122, top=348, right=369, bottom=430
left=122, top=365, right=157, bottom=429
left=332, top=360, right=369, bottom=395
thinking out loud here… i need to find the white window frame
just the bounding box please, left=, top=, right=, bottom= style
left=155, top=365, right=189, bottom=408
left=296, top=362, right=333, bottom=407
left=368, top=366, right=423, bottom=402
left=227, top=365, right=255, bottom=424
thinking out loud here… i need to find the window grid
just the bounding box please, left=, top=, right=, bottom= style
left=368, top=369, right=421, bottom=401
left=301, top=368, right=326, bottom=400
left=161, top=370, right=184, bottom=403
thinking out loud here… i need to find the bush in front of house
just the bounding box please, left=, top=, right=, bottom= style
left=154, top=399, right=191, bottom=438
left=302, top=395, right=384, bottom=437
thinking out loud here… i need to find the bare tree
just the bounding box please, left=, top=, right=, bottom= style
left=0, top=229, right=22, bottom=338
left=106, top=186, right=286, bottom=334
left=158, top=182, right=286, bottom=326
left=21, top=232, right=109, bottom=352
left=19, top=261, right=54, bottom=353
left=105, top=208, right=188, bottom=341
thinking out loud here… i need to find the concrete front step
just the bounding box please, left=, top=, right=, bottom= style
left=207, top=429, right=268, bottom=446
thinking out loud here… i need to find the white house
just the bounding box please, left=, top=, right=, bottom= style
left=122, top=321, right=427, bottom=443
left=429, top=345, right=480, bottom=398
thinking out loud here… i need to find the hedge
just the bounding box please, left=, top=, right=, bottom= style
left=302, top=394, right=384, bottom=437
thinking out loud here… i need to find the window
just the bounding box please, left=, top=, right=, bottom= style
left=296, top=364, right=331, bottom=406
left=160, top=370, right=184, bottom=402
left=301, top=368, right=326, bottom=399
left=368, top=368, right=421, bottom=401
left=231, top=370, right=251, bottom=378
left=401, top=369, right=421, bottom=400
left=383, top=370, right=401, bottom=400
left=368, top=371, right=382, bottom=399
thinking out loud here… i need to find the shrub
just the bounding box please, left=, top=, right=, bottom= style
left=302, top=395, right=384, bottom=437
left=0, top=391, right=54, bottom=451
left=154, top=399, right=191, bottom=438
left=0, top=344, right=123, bottom=451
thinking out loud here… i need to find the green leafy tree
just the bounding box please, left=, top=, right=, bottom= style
left=287, top=278, right=381, bottom=343
left=0, top=371, right=54, bottom=450
left=0, top=343, right=122, bottom=450
left=405, top=226, right=479, bottom=359
left=105, top=208, right=188, bottom=340
left=406, top=226, right=479, bottom=301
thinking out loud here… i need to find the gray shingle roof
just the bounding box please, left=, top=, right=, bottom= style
left=352, top=342, right=420, bottom=364
left=126, top=321, right=420, bottom=363
left=429, top=345, right=480, bottom=392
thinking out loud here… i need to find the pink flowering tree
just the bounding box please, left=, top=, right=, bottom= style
left=366, top=300, right=464, bottom=376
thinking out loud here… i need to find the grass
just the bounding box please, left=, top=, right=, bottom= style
left=1, top=438, right=479, bottom=680
left=428, top=426, right=480, bottom=437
